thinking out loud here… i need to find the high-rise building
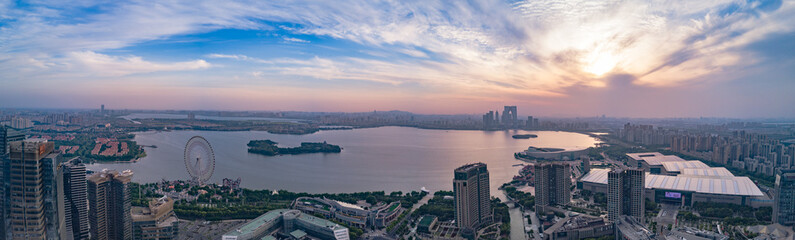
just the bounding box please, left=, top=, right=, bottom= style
left=88, top=169, right=134, bottom=240
left=773, top=169, right=795, bottom=226
left=482, top=111, right=496, bottom=130
left=607, top=169, right=645, bottom=222
left=101, top=104, right=105, bottom=114
left=1, top=126, right=25, bottom=154
left=8, top=139, right=67, bottom=240
left=132, top=197, right=179, bottom=240
left=41, top=148, right=67, bottom=240
left=1, top=126, right=24, bottom=239
left=453, top=163, right=492, bottom=229
left=63, top=158, right=89, bottom=239
left=502, top=106, right=517, bottom=127
left=581, top=155, right=591, bottom=174
left=534, top=162, right=571, bottom=212
left=526, top=116, right=534, bottom=129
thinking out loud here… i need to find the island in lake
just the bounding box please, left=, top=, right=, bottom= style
left=512, top=134, right=538, bottom=139
left=247, top=140, right=342, bottom=156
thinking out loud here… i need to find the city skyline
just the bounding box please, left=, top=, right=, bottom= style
left=1, top=0, right=794, bottom=118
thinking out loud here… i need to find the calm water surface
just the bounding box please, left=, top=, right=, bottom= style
left=87, top=127, right=598, bottom=196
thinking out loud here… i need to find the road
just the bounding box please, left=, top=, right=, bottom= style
left=386, top=191, right=435, bottom=237
left=601, top=152, right=626, bottom=169
left=411, top=192, right=434, bottom=211
left=499, top=191, right=537, bottom=240
left=507, top=201, right=528, bottom=240
left=526, top=209, right=542, bottom=240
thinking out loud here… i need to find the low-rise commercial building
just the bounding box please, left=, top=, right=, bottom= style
left=131, top=197, right=179, bottom=240
left=659, top=161, right=710, bottom=175
left=292, top=197, right=402, bottom=229
left=626, top=153, right=687, bottom=174
left=417, top=215, right=438, bottom=234
left=579, top=167, right=768, bottom=207
left=614, top=215, right=654, bottom=240
left=542, top=214, right=613, bottom=240
left=665, top=227, right=728, bottom=240
left=521, top=147, right=589, bottom=161
left=221, top=209, right=349, bottom=240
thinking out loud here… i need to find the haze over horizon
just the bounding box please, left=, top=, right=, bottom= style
left=1, top=0, right=794, bottom=118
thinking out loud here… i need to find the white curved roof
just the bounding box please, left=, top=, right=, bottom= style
left=579, top=168, right=610, bottom=183
left=661, top=161, right=710, bottom=172
left=579, top=168, right=764, bottom=196
left=681, top=167, right=734, bottom=178
left=645, top=174, right=763, bottom=196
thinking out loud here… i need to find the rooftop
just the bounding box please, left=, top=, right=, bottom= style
left=334, top=200, right=365, bottom=211
left=579, top=167, right=610, bottom=183
left=296, top=211, right=347, bottom=231
left=224, top=209, right=290, bottom=237
left=580, top=168, right=764, bottom=196
left=615, top=216, right=654, bottom=240
left=455, top=162, right=487, bottom=172
left=418, top=215, right=437, bottom=227
left=290, top=230, right=307, bottom=239
left=543, top=215, right=607, bottom=235
left=681, top=167, right=734, bottom=178
left=640, top=155, right=687, bottom=166
left=626, top=152, right=664, bottom=161
left=660, top=161, right=710, bottom=172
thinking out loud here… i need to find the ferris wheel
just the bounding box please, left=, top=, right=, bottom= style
left=184, top=136, right=215, bottom=185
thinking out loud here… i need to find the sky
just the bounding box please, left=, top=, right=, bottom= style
left=0, top=0, right=794, bottom=118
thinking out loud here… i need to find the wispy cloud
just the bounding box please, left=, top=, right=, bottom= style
left=283, top=37, right=309, bottom=43
left=68, top=51, right=211, bottom=76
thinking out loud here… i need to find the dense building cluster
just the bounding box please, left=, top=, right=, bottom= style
left=621, top=123, right=795, bottom=177
left=0, top=136, right=176, bottom=240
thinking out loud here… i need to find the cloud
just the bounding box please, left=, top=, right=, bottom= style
left=67, top=51, right=210, bottom=76
left=1, top=0, right=794, bottom=116
left=283, top=37, right=309, bottom=43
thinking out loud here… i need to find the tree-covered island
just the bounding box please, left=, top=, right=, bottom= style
left=247, top=139, right=342, bottom=156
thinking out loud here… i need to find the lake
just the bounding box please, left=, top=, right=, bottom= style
left=87, top=127, right=599, bottom=196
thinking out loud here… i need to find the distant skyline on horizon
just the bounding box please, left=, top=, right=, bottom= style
left=1, top=0, right=794, bottom=118
left=5, top=106, right=795, bottom=121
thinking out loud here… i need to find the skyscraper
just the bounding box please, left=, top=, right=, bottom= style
left=607, top=169, right=645, bottom=222
left=41, top=148, right=67, bottom=240
left=63, top=158, right=90, bottom=239
left=534, top=162, right=571, bottom=212
left=482, top=111, right=496, bottom=130
left=88, top=169, right=134, bottom=240
left=1, top=126, right=24, bottom=239
left=502, top=106, right=517, bottom=127
left=773, top=169, right=795, bottom=226
left=8, top=139, right=66, bottom=240
left=453, top=163, right=492, bottom=229
left=581, top=155, right=591, bottom=174
left=526, top=116, right=534, bottom=129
